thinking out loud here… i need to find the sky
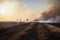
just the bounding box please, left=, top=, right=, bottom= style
left=0, top=0, right=52, bottom=22
left=18, top=0, right=50, bottom=10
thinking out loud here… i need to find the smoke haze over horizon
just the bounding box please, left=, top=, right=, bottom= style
left=39, top=0, right=60, bottom=23
left=0, top=0, right=60, bottom=23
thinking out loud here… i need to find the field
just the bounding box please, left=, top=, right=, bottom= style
left=0, top=22, right=60, bottom=40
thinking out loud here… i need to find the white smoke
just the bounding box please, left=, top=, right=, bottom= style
left=38, top=0, right=60, bottom=23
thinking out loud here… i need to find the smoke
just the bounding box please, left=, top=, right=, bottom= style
left=40, top=0, right=60, bottom=23
left=0, top=0, right=60, bottom=22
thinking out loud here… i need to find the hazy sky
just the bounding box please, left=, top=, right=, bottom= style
left=0, top=0, right=52, bottom=21
left=18, top=0, right=50, bottom=10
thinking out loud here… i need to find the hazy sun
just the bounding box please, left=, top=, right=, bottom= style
left=0, top=2, right=13, bottom=17
left=1, top=7, right=9, bottom=15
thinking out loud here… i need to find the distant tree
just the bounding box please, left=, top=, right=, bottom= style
left=20, top=19, right=22, bottom=21
left=26, top=19, right=29, bottom=21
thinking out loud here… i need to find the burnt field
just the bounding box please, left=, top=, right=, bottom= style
left=0, top=22, right=60, bottom=40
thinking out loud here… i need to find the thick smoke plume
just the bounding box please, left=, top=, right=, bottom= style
left=39, top=0, right=60, bottom=23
